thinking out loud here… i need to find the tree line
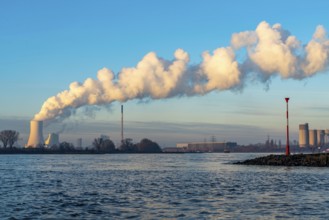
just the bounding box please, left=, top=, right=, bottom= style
left=92, top=137, right=162, bottom=153
left=0, top=129, right=162, bottom=153
left=0, top=130, right=19, bottom=148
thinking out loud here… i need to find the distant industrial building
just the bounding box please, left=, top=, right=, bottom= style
left=176, top=143, right=188, bottom=148
left=176, top=142, right=237, bottom=152
left=299, top=123, right=328, bottom=148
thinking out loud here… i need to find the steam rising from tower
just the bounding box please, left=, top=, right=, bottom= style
left=32, top=21, right=329, bottom=123
left=26, top=120, right=45, bottom=148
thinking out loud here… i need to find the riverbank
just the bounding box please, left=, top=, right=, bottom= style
left=234, top=153, right=329, bottom=167
left=0, top=147, right=97, bottom=154
left=0, top=147, right=179, bottom=154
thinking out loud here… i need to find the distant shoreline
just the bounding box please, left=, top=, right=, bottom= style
left=0, top=148, right=182, bottom=154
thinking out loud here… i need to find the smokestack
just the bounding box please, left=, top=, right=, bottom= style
left=121, top=105, right=124, bottom=143
left=26, top=120, right=45, bottom=148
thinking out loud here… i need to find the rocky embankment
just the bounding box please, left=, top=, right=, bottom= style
left=235, top=153, right=329, bottom=167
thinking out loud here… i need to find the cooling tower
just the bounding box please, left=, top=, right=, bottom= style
left=26, top=120, right=45, bottom=148
left=309, top=129, right=317, bottom=147
left=317, top=130, right=325, bottom=147
left=45, top=133, right=59, bottom=148
left=299, top=123, right=309, bottom=148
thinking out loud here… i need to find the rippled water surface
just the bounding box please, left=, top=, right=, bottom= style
left=1, top=153, right=329, bottom=219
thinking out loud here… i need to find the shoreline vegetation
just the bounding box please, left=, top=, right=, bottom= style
left=0, top=129, right=164, bottom=154
left=0, top=147, right=166, bottom=154
left=234, top=153, right=329, bottom=167
left=0, top=148, right=170, bottom=154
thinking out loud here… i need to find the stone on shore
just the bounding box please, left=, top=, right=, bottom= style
left=234, top=153, right=329, bottom=167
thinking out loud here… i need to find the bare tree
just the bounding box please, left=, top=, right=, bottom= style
left=0, top=130, right=19, bottom=148
left=59, top=142, right=74, bottom=152
left=93, top=137, right=103, bottom=151
left=120, top=138, right=136, bottom=152
left=93, top=137, right=116, bottom=153
left=100, top=139, right=116, bottom=153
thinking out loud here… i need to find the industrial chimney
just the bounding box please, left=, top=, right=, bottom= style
left=26, top=120, right=45, bottom=148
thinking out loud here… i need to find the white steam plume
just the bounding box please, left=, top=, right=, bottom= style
left=34, top=21, right=329, bottom=122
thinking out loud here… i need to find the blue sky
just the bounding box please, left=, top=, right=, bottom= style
left=1, top=0, right=329, bottom=147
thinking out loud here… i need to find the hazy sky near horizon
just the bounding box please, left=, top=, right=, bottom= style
left=1, top=0, right=329, bottom=147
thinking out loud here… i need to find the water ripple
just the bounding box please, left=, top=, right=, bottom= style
left=0, top=154, right=329, bottom=219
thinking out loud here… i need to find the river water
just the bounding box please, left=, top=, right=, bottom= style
left=0, top=153, right=329, bottom=219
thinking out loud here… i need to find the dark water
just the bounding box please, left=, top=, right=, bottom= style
left=1, top=153, right=329, bottom=219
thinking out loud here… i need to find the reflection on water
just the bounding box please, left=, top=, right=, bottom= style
left=0, top=153, right=329, bottom=219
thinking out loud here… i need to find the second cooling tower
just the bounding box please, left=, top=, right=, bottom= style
left=45, top=133, right=59, bottom=148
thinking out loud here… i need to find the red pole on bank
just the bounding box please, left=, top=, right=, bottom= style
left=285, top=98, right=290, bottom=156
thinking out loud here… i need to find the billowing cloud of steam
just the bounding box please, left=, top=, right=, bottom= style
left=34, top=21, right=329, bottom=122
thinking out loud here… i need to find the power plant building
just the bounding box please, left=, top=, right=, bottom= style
left=299, top=123, right=328, bottom=148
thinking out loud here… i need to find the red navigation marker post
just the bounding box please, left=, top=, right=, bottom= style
left=285, top=98, right=290, bottom=156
